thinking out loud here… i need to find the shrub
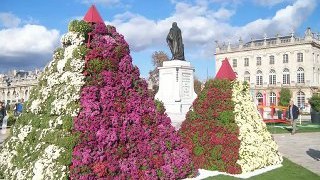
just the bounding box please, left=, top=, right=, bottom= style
left=309, top=93, right=320, bottom=112
left=279, top=88, right=292, bottom=106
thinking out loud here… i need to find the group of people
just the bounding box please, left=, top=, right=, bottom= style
left=0, top=100, right=24, bottom=127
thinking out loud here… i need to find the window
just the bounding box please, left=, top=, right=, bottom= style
left=269, top=69, right=276, bottom=85
left=297, top=53, right=303, bottom=62
left=283, top=68, right=290, bottom=84
left=244, top=71, right=250, bottom=82
left=283, top=54, right=288, bottom=63
left=232, top=59, right=237, bottom=67
left=269, top=55, right=275, bottom=64
left=256, top=92, right=263, bottom=105
left=256, top=70, right=263, bottom=85
left=269, top=92, right=276, bottom=105
left=256, top=57, right=261, bottom=66
left=244, top=58, right=249, bottom=66
left=297, top=67, right=305, bottom=83
left=297, top=91, right=305, bottom=108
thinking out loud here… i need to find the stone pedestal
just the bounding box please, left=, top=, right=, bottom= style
left=155, top=60, right=197, bottom=129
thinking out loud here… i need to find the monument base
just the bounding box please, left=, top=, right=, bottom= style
left=155, top=60, right=197, bottom=129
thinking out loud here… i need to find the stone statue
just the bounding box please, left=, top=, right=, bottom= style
left=166, top=22, right=185, bottom=60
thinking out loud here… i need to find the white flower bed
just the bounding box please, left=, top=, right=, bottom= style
left=232, top=81, right=283, bottom=173
left=29, top=32, right=85, bottom=116
left=32, top=145, right=66, bottom=180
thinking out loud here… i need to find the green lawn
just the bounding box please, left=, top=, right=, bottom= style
left=266, top=123, right=320, bottom=134
left=204, top=158, right=320, bottom=180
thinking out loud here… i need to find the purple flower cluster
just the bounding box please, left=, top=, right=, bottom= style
left=70, top=23, right=195, bottom=179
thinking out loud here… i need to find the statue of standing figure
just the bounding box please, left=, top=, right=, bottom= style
left=166, top=22, right=185, bottom=60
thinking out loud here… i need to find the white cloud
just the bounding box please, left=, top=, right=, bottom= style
left=234, top=0, right=316, bottom=41
left=106, top=0, right=316, bottom=59
left=0, top=12, right=21, bottom=28
left=212, top=7, right=236, bottom=21
left=254, top=0, right=290, bottom=6
left=0, top=24, right=59, bottom=57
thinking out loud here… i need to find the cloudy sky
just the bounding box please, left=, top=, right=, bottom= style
left=1, top=0, right=319, bottom=80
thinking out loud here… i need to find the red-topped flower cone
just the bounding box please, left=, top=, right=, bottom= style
left=179, top=58, right=282, bottom=174
left=69, top=8, right=195, bottom=179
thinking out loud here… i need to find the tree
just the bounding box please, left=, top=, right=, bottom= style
left=194, top=77, right=202, bottom=95
left=279, top=88, right=292, bottom=106
left=148, top=51, right=169, bottom=93
left=309, top=93, right=320, bottom=112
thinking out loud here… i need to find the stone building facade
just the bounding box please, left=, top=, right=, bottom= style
left=0, top=70, right=41, bottom=105
left=215, top=27, right=320, bottom=109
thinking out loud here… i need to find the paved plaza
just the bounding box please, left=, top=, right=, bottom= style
left=273, top=132, right=320, bottom=175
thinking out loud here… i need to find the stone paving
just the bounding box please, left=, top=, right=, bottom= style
left=273, top=132, right=320, bottom=175
left=0, top=129, right=10, bottom=145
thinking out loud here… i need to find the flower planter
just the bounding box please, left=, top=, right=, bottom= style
left=310, top=111, right=320, bottom=124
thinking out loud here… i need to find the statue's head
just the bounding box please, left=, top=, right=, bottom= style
left=172, top=22, right=178, bottom=28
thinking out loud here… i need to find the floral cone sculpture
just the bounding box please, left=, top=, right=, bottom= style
left=180, top=78, right=282, bottom=174
left=70, top=22, right=194, bottom=179
left=0, top=20, right=88, bottom=179
left=0, top=7, right=194, bottom=179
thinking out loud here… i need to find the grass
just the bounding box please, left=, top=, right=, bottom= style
left=204, top=158, right=320, bottom=180
left=266, top=123, right=320, bottom=134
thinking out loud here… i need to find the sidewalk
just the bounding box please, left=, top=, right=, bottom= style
left=0, top=129, right=10, bottom=145
left=273, top=132, right=320, bottom=175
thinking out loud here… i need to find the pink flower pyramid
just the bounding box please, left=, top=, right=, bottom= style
left=69, top=20, right=194, bottom=179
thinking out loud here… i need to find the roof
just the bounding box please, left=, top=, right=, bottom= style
left=215, top=58, right=236, bottom=80
left=83, top=5, right=104, bottom=23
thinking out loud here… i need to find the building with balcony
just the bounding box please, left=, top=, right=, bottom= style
left=0, top=69, right=41, bottom=105
left=215, top=27, right=320, bottom=109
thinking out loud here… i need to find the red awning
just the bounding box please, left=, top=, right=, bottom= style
left=215, top=58, right=236, bottom=80
left=83, top=5, right=104, bottom=23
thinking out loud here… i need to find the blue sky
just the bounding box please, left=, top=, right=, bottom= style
left=1, top=0, right=319, bottom=81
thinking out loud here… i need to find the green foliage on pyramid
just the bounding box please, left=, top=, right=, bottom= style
left=0, top=20, right=90, bottom=179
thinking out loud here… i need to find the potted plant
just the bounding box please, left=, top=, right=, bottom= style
left=309, top=93, right=320, bottom=124
left=278, top=88, right=291, bottom=119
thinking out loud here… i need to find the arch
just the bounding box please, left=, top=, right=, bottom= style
left=283, top=68, right=290, bottom=84
left=269, top=69, right=276, bottom=85
left=297, top=91, right=305, bottom=108
left=269, top=92, right=276, bottom=105
left=244, top=71, right=250, bottom=82
left=297, top=67, right=305, bottom=83
left=256, top=92, right=263, bottom=105
left=256, top=70, right=263, bottom=85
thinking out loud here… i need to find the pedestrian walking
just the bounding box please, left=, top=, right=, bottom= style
left=0, top=102, right=6, bottom=126
left=288, top=100, right=300, bottom=135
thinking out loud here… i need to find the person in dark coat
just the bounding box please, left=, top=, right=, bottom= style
left=0, top=102, right=6, bottom=126
left=288, top=100, right=300, bottom=135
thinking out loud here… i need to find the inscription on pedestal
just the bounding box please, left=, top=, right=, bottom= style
left=182, top=73, right=191, bottom=98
